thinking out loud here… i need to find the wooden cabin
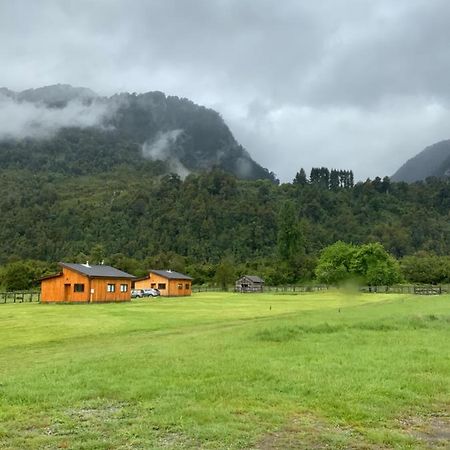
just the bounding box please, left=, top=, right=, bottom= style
left=40, top=262, right=135, bottom=303
left=134, top=270, right=192, bottom=296
left=235, top=275, right=265, bottom=293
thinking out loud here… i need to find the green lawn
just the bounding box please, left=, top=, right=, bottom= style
left=0, top=292, right=449, bottom=449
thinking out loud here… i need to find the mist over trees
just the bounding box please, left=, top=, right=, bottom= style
left=0, top=86, right=276, bottom=182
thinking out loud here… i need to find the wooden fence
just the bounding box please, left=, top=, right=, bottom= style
left=263, top=285, right=329, bottom=293
left=192, top=285, right=329, bottom=293
left=192, top=286, right=224, bottom=293
left=359, top=285, right=448, bottom=295
left=413, top=285, right=444, bottom=295
left=0, top=291, right=40, bottom=304
left=1, top=284, right=447, bottom=304
left=193, top=284, right=448, bottom=295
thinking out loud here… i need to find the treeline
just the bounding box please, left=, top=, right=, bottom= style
left=0, top=166, right=449, bottom=290
left=294, top=167, right=355, bottom=189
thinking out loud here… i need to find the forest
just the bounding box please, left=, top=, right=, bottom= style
left=0, top=161, right=449, bottom=290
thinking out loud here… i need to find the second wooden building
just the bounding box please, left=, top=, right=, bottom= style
left=135, top=270, right=192, bottom=296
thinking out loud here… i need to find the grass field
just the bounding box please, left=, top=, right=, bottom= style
left=0, top=292, right=449, bottom=449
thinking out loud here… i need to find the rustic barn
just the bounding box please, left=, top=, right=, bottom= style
left=235, top=275, right=265, bottom=293
left=134, top=270, right=192, bottom=296
left=40, top=262, right=135, bottom=303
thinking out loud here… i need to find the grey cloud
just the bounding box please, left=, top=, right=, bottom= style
left=0, top=95, right=112, bottom=140
left=1, top=0, right=450, bottom=180
left=142, top=130, right=190, bottom=178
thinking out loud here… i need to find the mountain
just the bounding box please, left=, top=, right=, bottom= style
left=0, top=84, right=276, bottom=181
left=17, top=84, right=98, bottom=106
left=391, top=140, right=450, bottom=182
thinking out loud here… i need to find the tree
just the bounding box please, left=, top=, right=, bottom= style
left=316, top=241, right=401, bottom=286
left=329, top=170, right=340, bottom=190
left=215, top=257, right=236, bottom=290
left=400, top=253, right=450, bottom=284
left=0, top=260, right=55, bottom=291
left=351, top=243, right=401, bottom=285
left=277, top=200, right=303, bottom=263
left=293, top=168, right=308, bottom=185
left=315, top=241, right=356, bottom=285
left=89, top=244, right=106, bottom=265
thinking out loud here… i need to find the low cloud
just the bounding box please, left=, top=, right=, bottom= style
left=1, top=1, right=450, bottom=180
left=0, top=95, right=111, bottom=140
left=227, top=97, right=450, bottom=182
left=142, top=129, right=190, bottom=178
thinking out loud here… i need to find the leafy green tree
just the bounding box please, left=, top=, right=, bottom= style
left=89, top=244, right=106, bottom=265
left=107, top=253, right=145, bottom=277
left=315, top=241, right=357, bottom=285
left=351, top=243, right=401, bottom=285
left=215, top=257, right=236, bottom=290
left=0, top=260, right=55, bottom=291
left=144, top=252, right=186, bottom=274
left=400, top=253, right=450, bottom=284
left=1, top=262, right=35, bottom=290
left=277, top=200, right=303, bottom=263
left=316, top=241, right=401, bottom=286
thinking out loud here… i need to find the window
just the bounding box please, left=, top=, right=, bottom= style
left=107, top=284, right=115, bottom=292
left=177, top=283, right=183, bottom=289
left=150, top=283, right=156, bottom=288
left=120, top=284, right=128, bottom=292
left=74, top=284, right=84, bottom=292
left=185, top=283, right=190, bottom=290
left=157, top=283, right=166, bottom=290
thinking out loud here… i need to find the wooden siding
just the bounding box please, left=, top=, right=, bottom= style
left=41, top=267, right=131, bottom=303
left=235, top=276, right=264, bottom=293
left=135, top=273, right=192, bottom=296
left=90, top=278, right=131, bottom=302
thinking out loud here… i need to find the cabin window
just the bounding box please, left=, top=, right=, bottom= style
left=157, top=283, right=166, bottom=290
left=150, top=283, right=156, bottom=288
left=107, top=284, right=116, bottom=292
left=177, top=283, right=183, bottom=289
left=74, top=283, right=84, bottom=293
left=120, top=284, right=128, bottom=292
left=185, top=283, right=190, bottom=289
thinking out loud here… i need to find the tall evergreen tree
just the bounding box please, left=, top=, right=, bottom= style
left=293, top=168, right=308, bottom=185
left=329, top=169, right=340, bottom=190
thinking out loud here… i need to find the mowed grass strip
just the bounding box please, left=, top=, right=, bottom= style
left=0, top=292, right=449, bottom=449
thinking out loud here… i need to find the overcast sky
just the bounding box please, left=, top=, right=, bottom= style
left=1, top=0, right=450, bottom=181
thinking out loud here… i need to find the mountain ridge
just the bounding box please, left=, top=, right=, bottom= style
left=392, top=139, right=450, bottom=182
left=0, top=84, right=276, bottom=181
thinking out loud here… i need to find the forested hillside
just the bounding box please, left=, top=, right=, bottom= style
left=1, top=85, right=449, bottom=289
left=1, top=166, right=449, bottom=286
left=0, top=84, right=275, bottom=181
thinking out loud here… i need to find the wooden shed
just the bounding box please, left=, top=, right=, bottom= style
left=235, top=275, right=265, bottom=293
left=40, top=262, right=135, bottom=303
left=134, top=270, right=192, bottom=296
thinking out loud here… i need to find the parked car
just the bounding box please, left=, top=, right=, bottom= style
left=142, top=288, right=160, bottom=297
left=131, top=289, right=144, bottom=298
